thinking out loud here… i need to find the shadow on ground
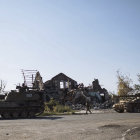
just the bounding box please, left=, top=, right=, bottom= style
left=36, top=116, right=63, bottom=120
left=0, top=116, right=63, bottom=120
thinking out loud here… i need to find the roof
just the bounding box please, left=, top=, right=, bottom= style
left=51, top=73, right=77, bottom=83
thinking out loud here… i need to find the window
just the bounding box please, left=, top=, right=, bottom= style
left=65, top=82, right=69, bottom=88
left=60, top=82, right=64, bottom=89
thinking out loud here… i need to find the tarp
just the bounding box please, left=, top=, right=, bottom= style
left=88, top=92, right=102, bottom=102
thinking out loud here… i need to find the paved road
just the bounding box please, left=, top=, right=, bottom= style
left=0, top=111, right=140, bottom=140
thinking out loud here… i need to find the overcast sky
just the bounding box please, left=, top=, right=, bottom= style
left=0, top=0, right=140, bottom=92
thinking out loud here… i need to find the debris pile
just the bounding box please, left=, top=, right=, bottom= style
left=91, top=79, right=109, bottom=102
left=43, top=73, right=112, bottom=110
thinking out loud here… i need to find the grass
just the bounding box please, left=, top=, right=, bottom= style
left=40, top=99, right=75, bottom=116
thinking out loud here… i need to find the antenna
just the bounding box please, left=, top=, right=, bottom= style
left=21, top=69, right=38, bottom=88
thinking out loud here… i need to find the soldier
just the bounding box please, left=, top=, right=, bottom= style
left=85, top=98, right=92, bottom=114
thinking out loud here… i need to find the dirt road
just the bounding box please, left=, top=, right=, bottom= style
left=0, top=111, right=140, bottom=140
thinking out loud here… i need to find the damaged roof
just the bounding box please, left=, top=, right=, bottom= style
left=51, top=73, right=77, bottom=83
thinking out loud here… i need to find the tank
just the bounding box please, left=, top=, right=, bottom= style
left=126, top=98, right=140, bottom=112
left=113, top=95, right=140, bottom=113
left=0, top=84, right=45, bottom=119
left=113, top=100, right=126, bottom=113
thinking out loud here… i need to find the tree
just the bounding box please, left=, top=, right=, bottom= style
left=134, top=74, right=140, bottom=91
left=117, top=71, right=133, bottom=96
left=0, top=80, right=6, bottom=93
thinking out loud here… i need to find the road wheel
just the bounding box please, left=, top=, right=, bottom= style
left=28, top=112, right=35, bottom=118
left=21, top=112, right=28, bottom=118
left=119, top=109, right=124, bottom=113
left=1, top=114, right=5, bottom=119
left=2, top=112, right=11, bottom=119
left=127, top=104, right=134, bottom=113
left=116, top=109, right=124, bottom=113
left=12, top=112, right=19, bottom=119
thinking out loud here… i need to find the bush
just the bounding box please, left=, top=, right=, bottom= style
left=54, top=105, right=73, bottom=113
left=43, top=99, right=75, bottom=115
left=45, top=99, right=59, bottom=112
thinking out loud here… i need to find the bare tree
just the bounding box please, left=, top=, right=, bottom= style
left=0, top=80, right=6, bottom=93
left=134, top=74, right=140, bottom=91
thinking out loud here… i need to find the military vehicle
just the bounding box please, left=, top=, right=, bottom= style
left=126, top=98, right=140, bottom=112
left=0, top=70, right=45, bottom=119
left=0, top=84, right=45, bottom=119
left=113, top=100, right=127, bottom=113
left=113, top=94, right=140, bottom=113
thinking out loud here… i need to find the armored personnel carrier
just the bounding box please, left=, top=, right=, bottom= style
left=113, top=94, right=140, bottom=113
left=0, top=70, right=46, bottom=119
left=0, top=84, right=45, bottom=119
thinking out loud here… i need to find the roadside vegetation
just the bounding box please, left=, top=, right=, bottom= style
left=117, top=71, right=133, bottom=96
left=41, top=99, right=75, bottom=116
left=117, top=71, right=140, bottom=96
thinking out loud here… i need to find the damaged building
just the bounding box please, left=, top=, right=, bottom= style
left=44, top=73, right=77, bottom=90
left=33, top=71, right=44, bottom=90
left=87, top=79, right=109, bottom=105
left=43, top=73, right=110, bottom=108
left=44, top=73, right=78, bottom=100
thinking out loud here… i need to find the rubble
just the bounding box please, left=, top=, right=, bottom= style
left=91, top=79, right=109, bottom=102
left=33, top=71, right=44, bottom=90
left=44, top=73, right=112, bottom=110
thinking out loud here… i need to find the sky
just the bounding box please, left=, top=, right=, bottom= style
left=0, top=0, right=140, bottom=93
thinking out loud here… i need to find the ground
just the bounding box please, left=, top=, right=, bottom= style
left=0, top=110, right=140, bottom=140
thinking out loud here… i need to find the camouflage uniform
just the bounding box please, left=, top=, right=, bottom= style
left=86, top=100, right=92, bottom=114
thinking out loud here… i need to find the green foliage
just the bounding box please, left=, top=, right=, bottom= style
left=54, top=105, right=73, bottom=113
left=117, top=71, right=133, bottom=96
left=43, top=99, right=74, bottom=115
left=45, top=99, right=59, bottom=112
